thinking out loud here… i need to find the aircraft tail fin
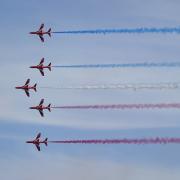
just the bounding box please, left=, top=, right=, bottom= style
left=48, top=63, right=51, bottom=71
left=48, top=104, right=51, bottom=112
left=33, top=84, right=37, bottom=92
left=47, top=28, right=51, bottom=37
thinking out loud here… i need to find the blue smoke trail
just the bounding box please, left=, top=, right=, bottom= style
left=52, top=62, right=180, bottom=68
left=52, top=27, right=180, bottom=34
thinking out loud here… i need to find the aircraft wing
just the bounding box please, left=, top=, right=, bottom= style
left=35, top=133, right=41, bottom=140
left=39, top=23, right=44, bottom=30
left=39, top=58, right=44, bottom=65
left=39, top=99, right=44, bottom=105
left=25, top=79, right=30, bottom=85
left=39, top=69, right=44, bottom=76
left=39, top=35, right=44, bottom=42
left=35, top=144, right=41, bottom=151
left=24, top=90, right=30, bottom=97
left=39, top=110, right=44, bottom=117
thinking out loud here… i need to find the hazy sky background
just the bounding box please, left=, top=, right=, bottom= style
left=0, top=0, right=180, bottom=179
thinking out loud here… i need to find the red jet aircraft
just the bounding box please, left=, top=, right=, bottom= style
left=15, top=79, right=37, bottom=97
left=30, top=99, right=51, bottom=117
left=30, top=23, right=51, bottom=42
left=26, top=133, right=48, bottom=151
left=30, top=58, right=51, bottom=76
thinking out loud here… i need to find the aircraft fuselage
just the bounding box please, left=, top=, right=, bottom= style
left=15, top=85, right=34, bottom=90
left=30, top=65, right=49, bottom=70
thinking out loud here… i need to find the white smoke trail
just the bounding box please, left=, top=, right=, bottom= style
left=40, top=83, right=179, bottom=91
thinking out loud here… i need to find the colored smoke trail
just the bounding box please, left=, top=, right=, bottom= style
left=52, top=62, right=180, bottom=68
left=52, top=27, right=180, bottom=34
left=52, top=103, right=180, bottom=110
left=40, top=83, right=179, bottom=90
left=49, top=137, right=180, bottom=144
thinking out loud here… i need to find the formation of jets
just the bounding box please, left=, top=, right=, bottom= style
left=30, top=99, right=51, bottom=117
left=16, top=59, right=52, bottom=116
left=17, top=24, right=55, bottom=151
left=30, top=58, right=51, bottom=76
left=30, top=23, right=51, bottom=42
left=16, top=57, right=52, bottom=97
left=26, top=133, right=48, bottom=151
left=15, top=25, right=53, bottom=119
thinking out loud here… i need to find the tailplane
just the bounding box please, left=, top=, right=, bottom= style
left=48, top=104, right=51, bottom=112
left=44, top=138, right=48, bottom=146
left=33, top=84, right=37, bottom=92
left=47, top=28, right=51, bottom=37
left=48, top=63, right=51, bottom=71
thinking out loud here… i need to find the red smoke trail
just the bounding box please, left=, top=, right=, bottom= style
left=49, top=138, right=180, bottom=144
left=52, top=103, right=180, bottom=110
